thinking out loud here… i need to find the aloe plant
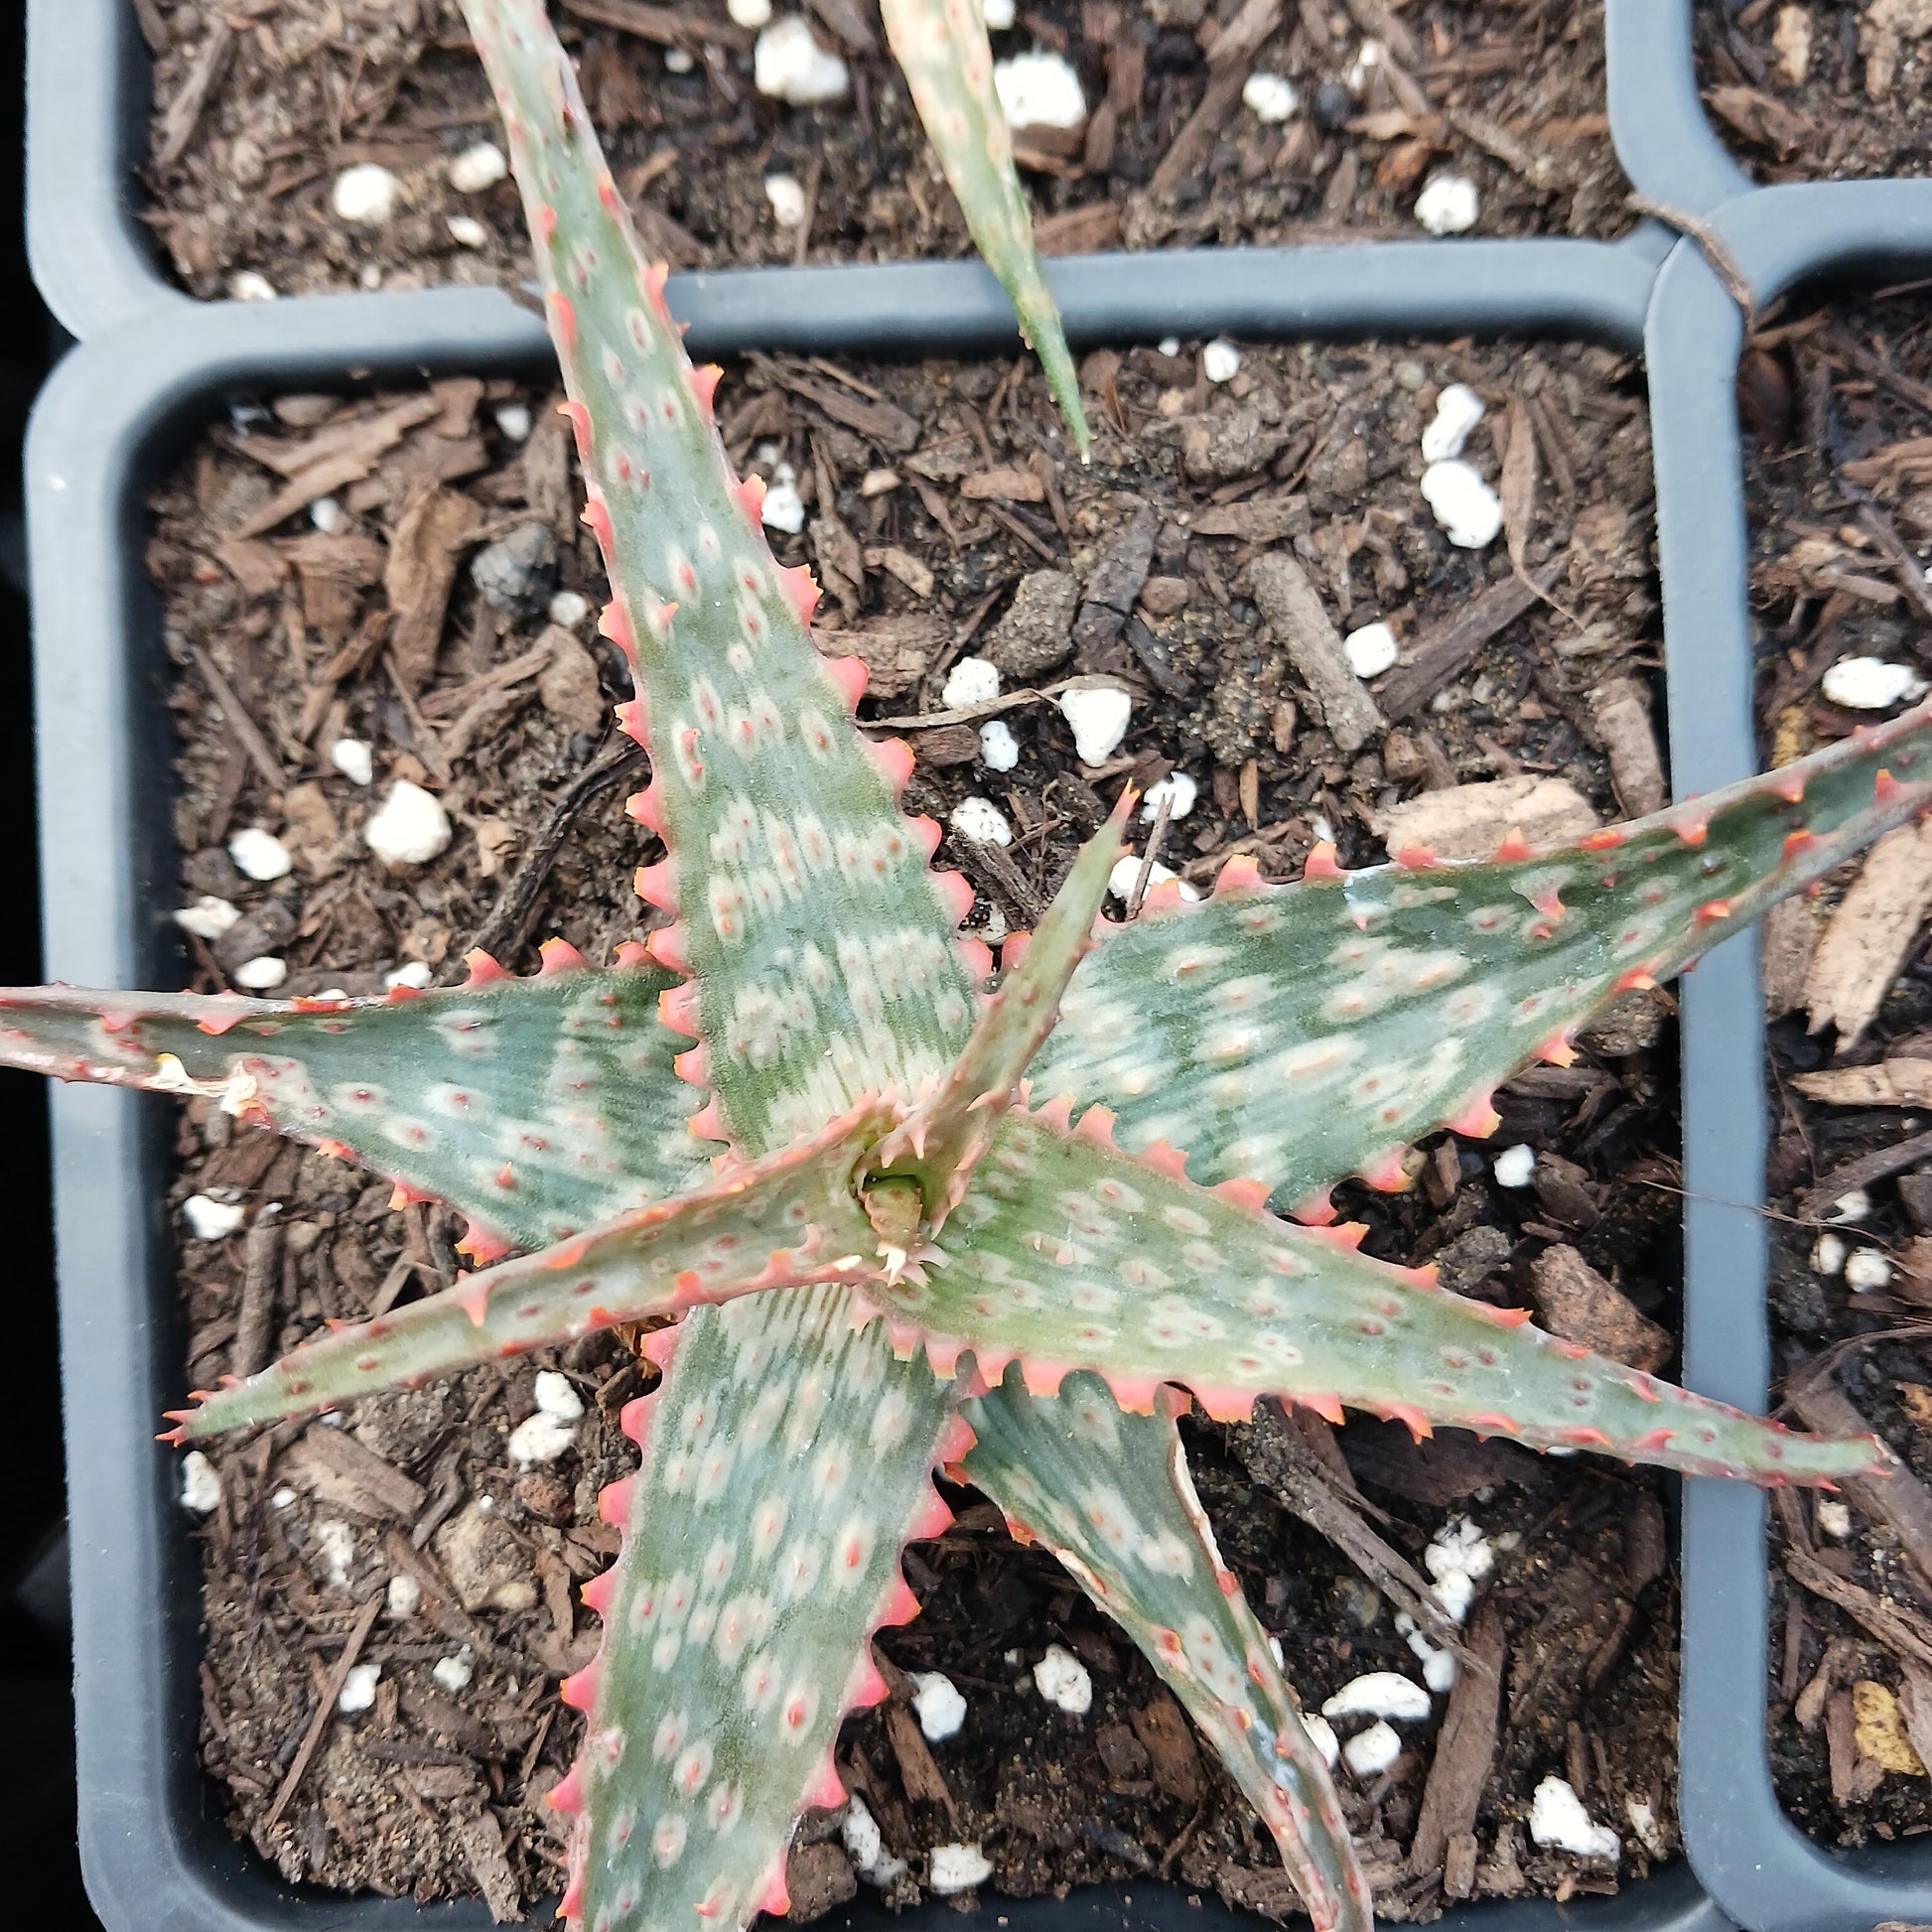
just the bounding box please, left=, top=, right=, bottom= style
left=10, top=4, right=1931, bottom=1925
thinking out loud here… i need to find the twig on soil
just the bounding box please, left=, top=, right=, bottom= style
left=1783, top=1543, right=1932, bottom=1675
left=190, top=645, right=287, bottom=789
left=265, top=1588, right=382, bottom=1832
left=1125, top=790, right=1173, bottom=918
left=459, top=741, right=652, bottom=967
left=1787, top=1368, right=1932, bottom=1593
left=1407, top=1598, right=1506, bottom=1881
left=1798, top=1124, right=1932, bottom=1221
left=1227, top=1399, right=1477, bottom=1665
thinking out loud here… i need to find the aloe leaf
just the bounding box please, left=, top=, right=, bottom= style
left=964, top=1368, right=1372, bottom=1932
left=880, top=0, right=1090, bottom=459
left=165, top=1103, right=890, bottom=1441
left=0, top=949, right=703, bottom=1259
left=1035, top=704, right=1932, bottom=1219
left=889, top=1106, right=1885, bottom=1485
left=553, top=1289, right=962, bottom=1932
left=462, top=0, right=980, bottom=1157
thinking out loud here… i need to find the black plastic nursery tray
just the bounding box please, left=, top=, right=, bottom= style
left=26, top=241, right=1715, bottom=1932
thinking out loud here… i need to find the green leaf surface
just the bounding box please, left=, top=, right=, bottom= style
left=964, top=1369, right=1372, bottom=1932
left=168, top=1103, right=888, bottom=1441
left=558, top=1288, right=960, bottom=1932
left=1035, top=704, right=1932, bottom=1216
left=880, top=0, right=1090, bottom=459
left=0, top=959, right=703, bottom=1254
left=463, top=0, right=979, bottom=1156
left=883, top=1107, right=1886, bottom=1485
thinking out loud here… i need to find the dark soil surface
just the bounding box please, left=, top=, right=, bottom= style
left=142, top=0, right=1631, bottom=301
left=1739, top=289, right=1932, bottom=1843
left=155, top=334, right=1684, bottom=1919
left=1694, top=0, right=1930, bottom=187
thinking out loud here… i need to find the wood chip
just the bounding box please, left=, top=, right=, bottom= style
left=384, top=490, right=483, bottom=695
left=1129, top=1692, right=1202, bottom=1804
left=1785, top=1543, right=1932, bottom=1674
left=883, top=1703, right=958, bottom=1817
left=191, top=645, right=286, bottom=789
left=1249, top=553, right=1384, bottom=755
left=1035, top=202, right=1123, bottom=255
left=1789, top=1373, right=1932, bottom=1594
left=155, top=19, right=234, bottom=168
left=231, top=1213, right=283, bottom=1381
left=1794, top=1058, right=1932, bottom=1109
left=864, top=546, right=934, bottom=600
left=1527, top=1244, right=1671, bottom=1372
left=1188, top=493, right=1311, bottom=543
left=1377, top=568, right=1554, bottom=720
left=1372, top=773, right=1597, bottom=863
left=755, top=360, right=922, bottom=454
left=1763, top=895, right=1824, bottom=1020
left=455, top=1805, right=523, bottom=1922
left=962, top=466, right=1046, bottom=504
left=1409, top=1600, right=1506, bottom=1876
left=283, top=1423, right=429, bottom=1521
left=1589, top=677, right=1665, bottom=816
left=558, top=0, right=754, bottom=46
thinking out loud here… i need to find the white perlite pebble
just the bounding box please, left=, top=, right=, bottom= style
left=1107, top=854, right=1201, bottom=903
left=1492, top=1144, right=1535, bottom=1188
left=448, top=140, right=508, bottom=194
left=1033, top=1643, right=1093, bottom=1715
left=330, top=737, right=375, bottom=785
left=528, top=1372, right=583, bottom=1425
left=228, top=271, right=277, bottom=303
left=1242, top=71, right=1298, bottom=122
left=1827, top=1187, right=1872, bottom=1224
left=1847, top=1248, right=1894, bottom=1293
left=1816, top=1498, right=1854, bottom=1539
left=1303, top=1713, right=1340, bottom=1767
left=1822, top=656, right=1924, bottom=711
left=928, top=1845, right=993, bottom=1894
left=271, top=1486, right=297, bottom=1508
left=1422, top=459, right=1505, bottom=548
left=730, top=0, right=773, bottom=23
left=1321, top=1672, right=1433, bottom=1724
left=1203, top=339, right=1241, bottom=384
left=229, top=826, right=293, bottom=881
left=1343, top=621, right=1399, bottom=679
left=448, top=214, right=490, bottom=249
left=1530, top=1776, right=1620, bottom=1863
left=943, top=655, right=1002, bottom=707
left=175, top=895, right=240, bottom=941
left=183, top=1195, right=246, bottom=1242
left=1422, top=1647, right=1456, bottom=1694
left=508, top=1411, right=579, bottom=1468
left=1158, top=336, right=1180, bottom=357
left=1342, top=1722, right=1401, bottom=1777
left=386, top=1574, right=422, bottom=1618
left=1426, top=1517, right=1494, bottom=1624
left=548, top=590, right=590, bottom=627
left=1059, top=682, right=1132, bottom=763
left=311, top=495, right=345, bottom=533
left=495, top=403, right=532, bottom=442
left=339, top=1663, right=382, bottom=1714
left=1415, top=173, right=1479, bottom=235
left=365, top=780, right=453, bottom=867
left=994, top=51, right=1086, bottom=129
left=1421, top=382, right=1486, bottom=462
left=664, top=45, right=695, bottom=70
left=764, top=173, right=807, bottom=226
left=843, top=1795, right=909, bottom=1886
left=180, top=1450, right=221, bottom=1514
left=333, top=163, right=399, bottom=226
left=1143, top=772, right=1198, bottom=821
left=951, top=796, right=1014, bottom=846
left=233, top=955, right=289, bottom=992
left=1812, top=1231, right=1848, bottom=1276
left=433, top=1650, right=475, bottom=1695
left=911, top=1671, right=968, bottom=1740
left=316, top=1518, right=356, bottom=1587
left=982, top=0, right=1016, bottom=25
left=979, top=719, right=1021, bottom=771
left=755, top=17, right=851, bottom=104
left=762, top=461, right=807, bottom=535
left=382, top=961, right=433, bottom=992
